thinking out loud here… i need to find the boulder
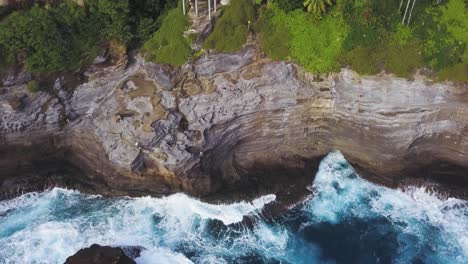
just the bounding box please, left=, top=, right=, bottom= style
left=64, top=244, right=136, bottom=264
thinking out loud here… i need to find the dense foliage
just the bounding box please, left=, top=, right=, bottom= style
left=256, top=6, right=290, bottom=60
left=0, top=0, right=466, bottom=83
left=0, top=0, right=176, bottom=73
left=252, top=0, right=467, bottom=80
left=203, top=0, right=255, bottom=52
left=143, top=1, right=191, bottom=66
left=271, top=0, right=303, bottom=12
left=257, top=4, right=348, bottom=73
left=304, top=0, right=334, bottom=15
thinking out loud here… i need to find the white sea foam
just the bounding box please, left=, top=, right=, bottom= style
left=1, top=151, right=467, bottom=263
left=139, top=192, right=276, bottom=226
left=0, top=189, right=276, bottom=263
left=306, top=151, right=468, bottom=263
left=136, top=248, right=194, bottom=264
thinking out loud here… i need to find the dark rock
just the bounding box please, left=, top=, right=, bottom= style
left=195, top=16, right=217, bottom=48
left=121, top=246, right=145, bottom=259
left=64, top=244, right=136, bottom=264
left=1, top=49, right=468, bottom=208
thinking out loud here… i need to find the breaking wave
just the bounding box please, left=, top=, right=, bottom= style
left=0, top=151, right=466, bottom=263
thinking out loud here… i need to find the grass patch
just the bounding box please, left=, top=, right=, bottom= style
left=437, top=63, right=468, bottom=82
left=203, top=0, right=255, bottom=52
left=338, top=46, right=381, bottom=75
left=381, top=39, right=423, bottom=78
left=339, top=38, right=424, bottom=78
left=143, top=0, right=191, bottom=66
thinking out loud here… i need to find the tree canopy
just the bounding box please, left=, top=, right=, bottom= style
left=0, top=0, right=177, bottom=73
left=253, top=0, right=467, bottom=80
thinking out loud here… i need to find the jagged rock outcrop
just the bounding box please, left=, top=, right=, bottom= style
left=1, top=46, right=467, bottom=204
left=64, top=244, right=137, bottom=264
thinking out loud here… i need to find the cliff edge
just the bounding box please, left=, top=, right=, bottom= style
left=1, top=47, right=467, bottom=204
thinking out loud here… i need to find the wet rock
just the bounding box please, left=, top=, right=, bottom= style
left=1, top=48, right=468, bottom=205
left=64, top=244, right=136, bottom=264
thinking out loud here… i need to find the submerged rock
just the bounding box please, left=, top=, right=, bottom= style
left=64, top=244, right=136, bottom=264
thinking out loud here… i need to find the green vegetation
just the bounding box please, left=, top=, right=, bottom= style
left=27, top=80, right=40, bottom=93
left=203, top=0, right=255, bottom=52
left=256, top=6, right=290, bottom=60
left=143, top=1, right=191, bottom=66
left=304, top=0, right=334, bottom=15
left=256, top=5, right=348, bottom=73
left=437, top=63, right=468, bottom=82
left=251, top=0, right=467, bottom=80
left=0, top=0, right=466, bottom=83
left=337, top=1, right=425, bottom=78
left=0, top=6, right=71, bottom=72
left=0, top=0, right=177, bottom=74
left=271, top=0, right=303, bottom=12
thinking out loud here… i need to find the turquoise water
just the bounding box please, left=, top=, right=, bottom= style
left=0, top=152, right=467, bottom=263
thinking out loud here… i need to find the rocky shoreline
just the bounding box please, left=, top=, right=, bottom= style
left=1, top=46, right=467, bottom=206
left=64, top=244, right=141, bottom=264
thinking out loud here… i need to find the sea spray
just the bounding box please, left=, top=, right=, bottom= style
left=300, top=151, right=468, bottom=264
left=0, top=189, right=277, bottom=263
left=0, top=151, right=467, bottom=263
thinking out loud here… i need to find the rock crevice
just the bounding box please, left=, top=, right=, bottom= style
left=1, top=48, right=467, bottom=203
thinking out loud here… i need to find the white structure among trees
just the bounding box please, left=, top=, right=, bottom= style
left=183, top=0, right=223, bottom=18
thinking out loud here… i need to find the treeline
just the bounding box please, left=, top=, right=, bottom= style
left=255, top=0, right=467, bottom=81
left=0, top=0, right=177, bottom=73
left=204, top=0, right=466, bottom=82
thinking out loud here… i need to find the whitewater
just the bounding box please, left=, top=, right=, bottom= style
left=0, top=151, right=467, bottom=263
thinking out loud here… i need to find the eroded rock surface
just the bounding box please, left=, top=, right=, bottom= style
left=1, top=46, right=467, bottom=203
left=64, top=244, right=137, bottom=264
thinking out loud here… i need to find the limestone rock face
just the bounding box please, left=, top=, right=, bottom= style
left=1, top=47, right=467, bottom=203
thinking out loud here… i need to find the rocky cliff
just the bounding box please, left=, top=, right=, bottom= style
left=1, top=46, right=467, bottom=204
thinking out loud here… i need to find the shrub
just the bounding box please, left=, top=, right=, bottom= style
left=0, top=0, right=178, bottom=73
left=392, top=24, right=413, bottom=46
left=381, top=39, right=423, bottom=78
left=130, top=0, right=179, bottom=44
left=0, top=7, right=69, bottom=73
left=257, top=4, right=348, bottom=73
left=27, top=80, right=40, bottom=93
left=0, top=0, right=130, bottom=73
left=143, top=1, right=191, bottom=66
left=203, top=0, right=255, bottom=52
left=414, top=0, right=467, bottom=72
left=271, top=0, right=303, bottom=12
left=437, top=63, right=468, bottom=82
left=338, top=46, right=381, bottom=75
left=439, top=0, right=468, bottom=63
left=336, top=0, right=427, bottom=78
left=87, top=0, right=132, bottom=44
left=256, top=7, right=290, bottom=60
left=340, top=37, right=423, bottom=78
left=338, top=0, right=400, bottom=52
left=52, top=1, right=102, bottom=69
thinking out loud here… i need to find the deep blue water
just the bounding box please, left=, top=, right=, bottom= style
left=0, top=152, right=467, bottom=264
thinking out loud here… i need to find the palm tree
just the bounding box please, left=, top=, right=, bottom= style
left=303, top=0, right=334, bottom=15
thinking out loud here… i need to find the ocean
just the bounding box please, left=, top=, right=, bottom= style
left=1, top=151, right=467, bottom=264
